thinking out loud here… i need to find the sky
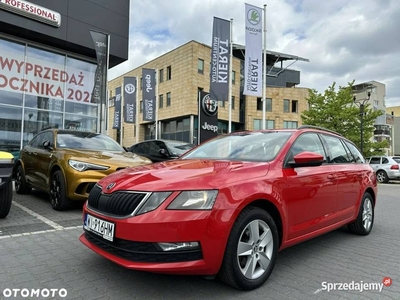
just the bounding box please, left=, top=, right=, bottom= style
left=109, top=0, right=400, bottom=107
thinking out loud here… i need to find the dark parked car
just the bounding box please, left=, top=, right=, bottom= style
left=14, top=129, right=152, bottom=210
left=128, top=139, right=195, bottom=162
left=80, top=126, right=377, bottom=290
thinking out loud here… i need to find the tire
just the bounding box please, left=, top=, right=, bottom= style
left=376, top=170, right=389, bottom=183
left=0, top=180, right=13, bottom=218
left=50, top=170, right=71, bottom=211
left=15, top=165, right=32, bottom=194
left=348, top=192, right=374, bottom=235
left=219, top=207, right=279, bottom=290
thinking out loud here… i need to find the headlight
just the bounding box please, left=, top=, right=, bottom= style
left=167, top=190, right=218, bottom=210
left=68, top=159, right=109, bottom=172
left=136, top=192, right=172, bottom=215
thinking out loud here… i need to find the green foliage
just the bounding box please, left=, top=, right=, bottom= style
left=301, top=81, right=387, bottom=156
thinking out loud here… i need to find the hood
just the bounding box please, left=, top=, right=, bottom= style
left=97, top=159, right=270, bottom=192
left=62, top=149, right=152, bottom=166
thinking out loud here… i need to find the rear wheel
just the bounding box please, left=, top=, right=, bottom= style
left=15, top=165, right=31, bottom=194
left=348, top=192, right=374, bottom=235
left=50, top=170, right=71, bottom=211
left=0, top=180, right=13, bottom=218
left=376, top=170, right=389, bottom=183
left=219, top=207, right=279, bottom=290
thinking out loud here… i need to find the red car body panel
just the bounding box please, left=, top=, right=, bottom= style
left=80, top=129, right=378, bottom=275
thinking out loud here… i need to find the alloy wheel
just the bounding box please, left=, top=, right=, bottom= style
left=362, top=198, right=373, bottom=230
left=236, top=219, right=274, bottom=280
left=50, top=177, right=60, bottom=207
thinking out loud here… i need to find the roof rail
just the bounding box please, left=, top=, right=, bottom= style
left=298, top=125, right=343, bottom=137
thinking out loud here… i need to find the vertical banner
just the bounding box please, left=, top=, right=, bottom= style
left=199, top=91, right=219, bottom=144
left=90, top=30, right=109, bottom=134
left=113, top=87, right=122, bottom=129
left=210, top=17, right=230, bottom=101
left=123, top=77, right=136, bottom=123
left=244, top=4, right=263, bottom=96
left=142, top=68, right=156, bottom=122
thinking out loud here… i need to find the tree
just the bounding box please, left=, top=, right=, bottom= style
left=301, top=81, right=389, bottom=157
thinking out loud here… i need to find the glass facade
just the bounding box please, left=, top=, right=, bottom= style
left=0, top=36, right=97, bottom=152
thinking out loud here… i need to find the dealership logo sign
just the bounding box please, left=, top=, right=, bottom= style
left=247, top=8, right=260, bottom=25
left=201, top=94, right=218, bottom=116
left=0, top=0, right=61, bottom=27
left=125, top=83, right=135, bottom=94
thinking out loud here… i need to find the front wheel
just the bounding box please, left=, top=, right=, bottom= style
left=50, top=170, right=71, bottom=211
left=219, top=207, right=279, bottom=290
left=0, top=180, right=13, bottom=218
left=348, top=192, right=374, bottom=235
left=15, top=165, right=31, bottom=194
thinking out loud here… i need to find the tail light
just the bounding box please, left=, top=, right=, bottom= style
left=390, top=165, right=399, bottom=170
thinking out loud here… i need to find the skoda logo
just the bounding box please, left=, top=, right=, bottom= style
left=125, top=83, right=135, bottom=94
left=247, top=8, right=260, bottom=25
left=202, top=94, right=218, bottom=117
left=106, top=182, right=116, bottom=190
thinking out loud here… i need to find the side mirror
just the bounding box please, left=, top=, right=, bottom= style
left=289, top=151, right=324, bottom=168
left=43, top=140, right=53, bottom=150
left=159, top=148, right=169, bottom=157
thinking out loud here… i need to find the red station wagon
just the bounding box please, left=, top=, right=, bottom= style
left=80, top=126, right=377, bottom=290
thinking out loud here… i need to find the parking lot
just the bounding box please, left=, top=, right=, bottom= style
left=0, top=184, right=399, bottom=300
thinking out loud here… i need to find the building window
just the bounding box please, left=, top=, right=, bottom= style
left=374, top=100, right=379, bottom=107
left=219, top=100, right=225, bottom=108
left=232, top=70, right=236, bottom=84
left=283, top=121, right=298, bottom=129
left=140, top=77, right=142, bottom=90
left=231, top=96, right=235, bottom=109
left=257, top=98, right=262, bottom=110
left=167, top=66, right=172, bottom=80
left=159, top=69, right=164, bottom=83
left=198, top=59, right=204, bottom=74
left=166, top=92, right=171, bottom=106
left=291, top=100, right=298, bottom=113
left=253, top=119, right=275, bottom=130
left=140, top=100, right=143, bottom=113
left=266, top=98, right=272, bottom=112
left=283, top=99, right=290, bottom=113
left=109, top=97, right=115, bottom=107
left=159, top=94, right=163, bottom=108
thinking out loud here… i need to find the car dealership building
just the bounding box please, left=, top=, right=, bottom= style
left=0, top=0, right=130, bottom=153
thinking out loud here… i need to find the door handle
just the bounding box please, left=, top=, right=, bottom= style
left=327, top=174, right=337, bottom=180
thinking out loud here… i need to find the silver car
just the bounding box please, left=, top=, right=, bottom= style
left=367, top=156, right=400, bottom=183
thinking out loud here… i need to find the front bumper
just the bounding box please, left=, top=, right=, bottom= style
left=80, top=204, right=232, bottom=275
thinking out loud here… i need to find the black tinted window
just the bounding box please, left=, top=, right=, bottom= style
left=382, top=158, right=389, bottom=164
left=393, top=157, right=400, bottom=163
left=29, top=132, right=46, bottom=148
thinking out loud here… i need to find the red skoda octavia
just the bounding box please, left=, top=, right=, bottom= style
left=80, top=126, right=377, bottom=290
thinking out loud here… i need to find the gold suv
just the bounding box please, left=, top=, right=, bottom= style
left=14, top=129, right=152, bottom=210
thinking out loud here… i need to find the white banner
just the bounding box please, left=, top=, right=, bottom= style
left=244, top=3, right=263, bottom=96
left=0, top=49, right=96, bottom=104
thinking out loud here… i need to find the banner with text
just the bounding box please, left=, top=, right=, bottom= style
left=0, top=49, right=96, bottom=104
left=199, top=90, right=218, bottom=144
left=244, top=4, right=263, bottom=96
left=210, top=17, right=230, bottom=101
left=142, top=68, right=156, bottom=122
left=113, top=87, right=122, bottom=129
left=90, top=30, right=109, bottom=104
left=123, top=77, right=136, bottom=123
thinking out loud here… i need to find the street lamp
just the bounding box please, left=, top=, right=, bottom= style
left=353, top=87, right=372, bottom=154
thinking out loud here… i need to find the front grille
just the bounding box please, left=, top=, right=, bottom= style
left=87, top=185, right=147, bottom=217
left=84, top=231, right=203, bottom=263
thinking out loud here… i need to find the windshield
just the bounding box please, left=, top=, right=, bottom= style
left=165, top=141, right=194, bottom=155
left=182, top=131, right=293, bottom=162
left=56, top=132, right=124, bottom=151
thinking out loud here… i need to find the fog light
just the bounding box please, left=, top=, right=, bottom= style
left=157, top=242, right=200, bottom=251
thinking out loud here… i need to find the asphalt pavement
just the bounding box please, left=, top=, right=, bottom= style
left=0, top=183, right=399, bottom=300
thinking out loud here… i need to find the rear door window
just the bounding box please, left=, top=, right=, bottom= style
left=321, top=134, right=352, bottom=164
left=369, top=157, right=381, bottom=164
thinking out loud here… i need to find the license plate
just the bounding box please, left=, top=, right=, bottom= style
left=84, top=214, right=115, bottom=242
